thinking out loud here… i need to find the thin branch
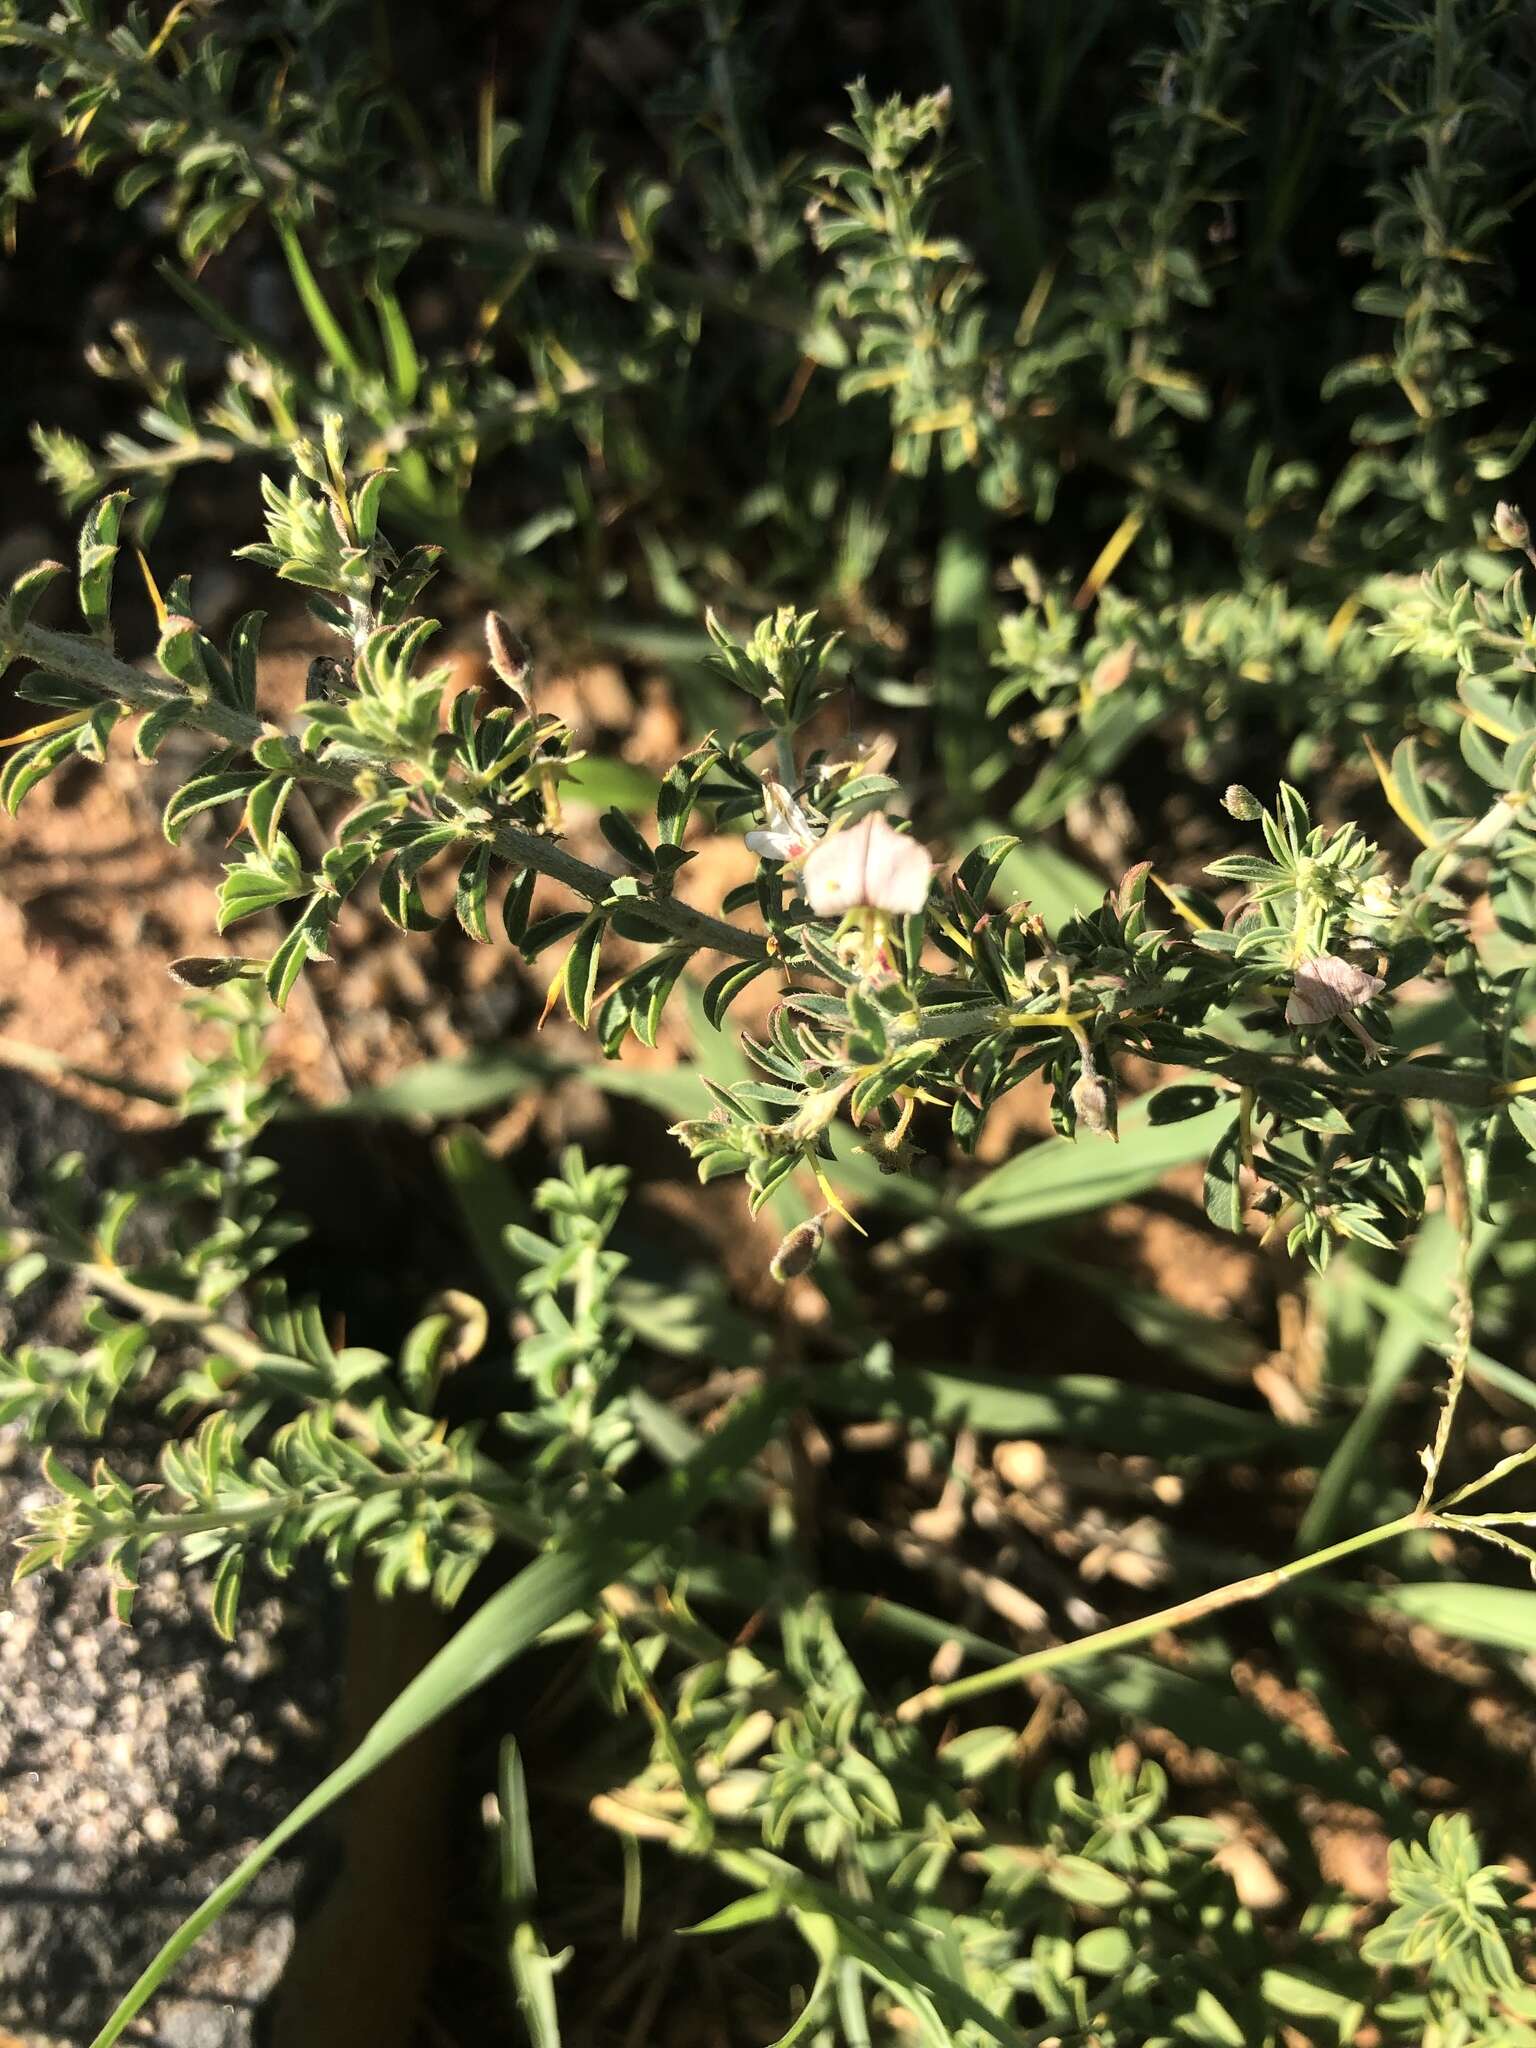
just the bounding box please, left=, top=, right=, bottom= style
left=0, top=619, right=770, bottom=965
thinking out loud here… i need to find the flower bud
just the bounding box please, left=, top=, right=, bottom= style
left=1221, top=784, right=1262, bottom=822
left=321, top=410, right=349, bottom=484
left=1070, top=1069, right=1116, bottom=1136
left=484, top=612, right=532, bottom=700
left=770, top=1214, right=825, bottom=1284
left=291, top=438, right=328, bottom=486
left=1495, top=501, right=1530, bottom=550
left=783, top=1082, right=852, bottom=1147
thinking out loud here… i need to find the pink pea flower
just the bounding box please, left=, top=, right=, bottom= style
left=1286, top=953, right=1385, bottom=1054
left=745, top=780, right=820, bottom=864
left=801, top=812, right=933, bottom=919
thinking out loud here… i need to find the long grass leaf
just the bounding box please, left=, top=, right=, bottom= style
left=273, top=219, right=366, bottom=383
left=1297, top=1216, right=1455, bottom=1548
left=813, top=1362, right=1309, bottom=1458
left=958, top=1095, right=1232, bottom=1231
left=1354, top=1580, right=1536, bottom=1654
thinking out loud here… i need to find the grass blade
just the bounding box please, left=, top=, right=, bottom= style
left=1296, top=1216, right=1456, bottom=1548
left=813, top=1362, right=1310, bottom=1458
left=958, top=1093, right=1233, bottom=1231
left=1354, top=1580, right=1536, bottom=1655
left=500, top=1737, right=564, bottom=2047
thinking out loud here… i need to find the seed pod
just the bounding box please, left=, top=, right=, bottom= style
left=770, top=1214, right=825, bottom=1284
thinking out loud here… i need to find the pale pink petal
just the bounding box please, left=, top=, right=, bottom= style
left=859, top=814, right=933, bottom=915
left=802, top=812, right=933, bottom=917
left=1285, top=953, right=1385, bottom=1027
left=803, top=812, right=876, bottom=916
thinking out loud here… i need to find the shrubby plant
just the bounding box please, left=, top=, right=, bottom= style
left=4, top=446, right=1536, bottom=2042
left=5, top=1, right=1536, bottom=2042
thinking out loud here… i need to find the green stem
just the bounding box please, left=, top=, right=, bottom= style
left=59, top=1256, right=271, bottom=1370
left=894, top=1507, right=1424, bottom=1722
left=134, top=1471, right=477, bottom=1540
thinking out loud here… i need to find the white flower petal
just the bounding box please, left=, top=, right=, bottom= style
left=801, top=812, right=933, bottom=917
left=803, top=813, right=874, bottom=916
left=859, top=814, right=933, bottom=915
left=746, top=829, right=796, bottom=860
left=748, top=781, right=819, bottom=865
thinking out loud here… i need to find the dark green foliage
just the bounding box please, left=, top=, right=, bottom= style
left=9, top=4, right=1536, bottom=2041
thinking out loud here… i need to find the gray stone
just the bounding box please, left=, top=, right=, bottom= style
left=0, top=1073, right=341, bottom=2047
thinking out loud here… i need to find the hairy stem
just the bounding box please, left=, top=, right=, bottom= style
left=910, top=997, right=1518, bottom=1109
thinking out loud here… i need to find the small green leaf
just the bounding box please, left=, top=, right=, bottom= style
left=454, top=844, right=493, bottom=943
left=163, top=756, right=261, bottom=846
left=701, top=957, right=770, bottom=1029
left=1203, top=1105, right=1245, bottom=1233
left=519, top=909, right=588, bottom=961
left=1507, top=1095, right=1536, bottom=1156
left=1045, top=1856, right=1131, bottom=1909
left=598, top=807, right=655, bottom=873
left=1075, top=1927, right=1133, bottom=1976
left=501, top=867, right=536, bottom=946
left=245, top=776, right=294, bottom=861
left=77, top=492, right=128, bottom=633
left=6, top=558, right=65, bottom=630
left=210, top=1549, right=244, bottom=1643
left=562, top=916, right=604, bottom=1030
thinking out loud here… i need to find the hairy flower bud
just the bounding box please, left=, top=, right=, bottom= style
left=484, top=611, right=532, bottom=700
left=770, top=1214, right=825, bottom=1284
left=1495, top=501, right=1530, bottom=550
left=1070, top=1069, right=1116, bottom=1136
left=1221, top=784, right=1262, bottom=822
left=783, top=1082, right=852, bottom=1148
